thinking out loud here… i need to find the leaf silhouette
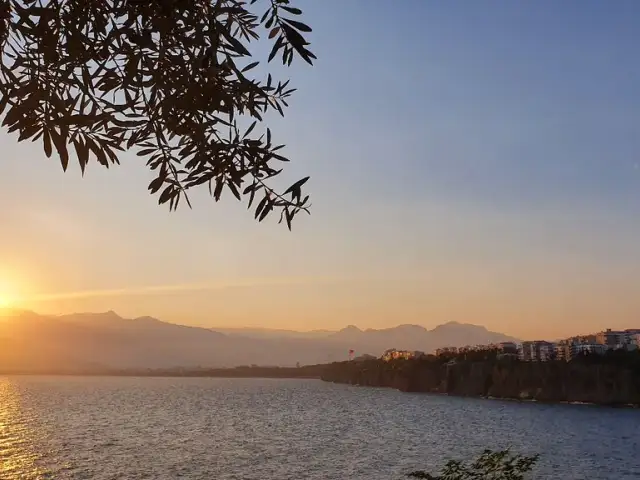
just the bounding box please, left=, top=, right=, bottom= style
left=0, top=0, right=315, bottom=228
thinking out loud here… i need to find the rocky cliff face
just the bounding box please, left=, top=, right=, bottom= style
left=321, top=358, right=640, bottom=406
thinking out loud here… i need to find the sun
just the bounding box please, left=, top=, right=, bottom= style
left=0, top=288, right=18, bottom=309
left=0, top=294, right=11, bottom=308
left=0, top=272, right=24, bottom=310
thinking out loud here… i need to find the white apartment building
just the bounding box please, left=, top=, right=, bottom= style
left=519, top=341, right=556, bottom=362
left=596, top=329, right=627, bottom=349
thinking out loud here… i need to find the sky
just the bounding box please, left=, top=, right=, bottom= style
left=1, top=0, right=640, bottom=340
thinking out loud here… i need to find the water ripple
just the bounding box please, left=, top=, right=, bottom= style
left=0, top=376, right=639, bottom=479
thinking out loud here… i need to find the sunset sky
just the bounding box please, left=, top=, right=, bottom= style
left=1, top=1, right=639, bottom=340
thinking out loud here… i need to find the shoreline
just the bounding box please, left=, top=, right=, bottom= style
left=329, top=380, right=640, bottom=409
left=320, top=357, right=640, bottom=408
left=0, top=365, right=326, bottom=380
left=4, top=372, right=639, bottom=408
left=1, top=373, right=322, bottom=379
left=0, top=371, right=322, bottom=379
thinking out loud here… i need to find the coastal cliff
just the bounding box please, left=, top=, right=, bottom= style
left=320, top=355, right=640, bottom=406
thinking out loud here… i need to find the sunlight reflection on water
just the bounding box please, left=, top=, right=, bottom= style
left=0, top=378, right=51, bottom=479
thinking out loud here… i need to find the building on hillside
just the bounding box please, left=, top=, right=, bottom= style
left=538, top=342, right=555, bottom=361
left=596, top=329, right=627, bottom=350
left=381, top=349, right=418, bottom=361
left=555, top=342, right=570, bottom=361
left=556, top=335, right=603, bottom=361
left=519, top=341, right=556, bottom=362
left=519, top=342, right=533, bottom=361
left=570, top=343, right=608, bottom=358
left=555, top=329, right=640, bottom=360
left=624, top=330, right=640, bottom=346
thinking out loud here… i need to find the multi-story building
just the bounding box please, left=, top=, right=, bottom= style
left=520, top=341, right=556, bottom=362
left=539, top=342, right=555, bottom=361
left=570, top=343, right=608, bottom=357
left=551, top=328, right=640, bottom=361
left=625, top=330, right=640, bottom=345
left=596, top=329, right=627, bottom=350
left=555, top=336, right=610, bottom=361
left=555, top=342, right=570, bottom=361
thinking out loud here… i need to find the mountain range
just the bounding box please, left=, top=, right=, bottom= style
left=0, top=309, right=519, bottom=371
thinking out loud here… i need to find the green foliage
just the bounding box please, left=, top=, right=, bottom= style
left=0, top=0, right=315, bottom=228
left=408, top=449, right=539, bottom=480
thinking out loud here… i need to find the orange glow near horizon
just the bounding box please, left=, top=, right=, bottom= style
left=1, top=226, right=640, bottom=340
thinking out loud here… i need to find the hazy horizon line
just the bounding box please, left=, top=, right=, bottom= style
left=12, top=273, right=442, bottom=305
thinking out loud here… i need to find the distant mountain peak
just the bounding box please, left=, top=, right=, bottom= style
left=57, top=310, right=126, bottom=324
left=133, top=315, right=161, bottom=324
left=341, top=324, right=361, bottom=332
left=329, top=324, right=363, bottom=341
left=432, top=321, right=487, bottom=331
left=395, top=324, right=427, bottom=331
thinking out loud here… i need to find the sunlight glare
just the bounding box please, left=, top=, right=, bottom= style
left=0, top=272, right=24, bottom=310
left=0, top=285, right=18, bottom=310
